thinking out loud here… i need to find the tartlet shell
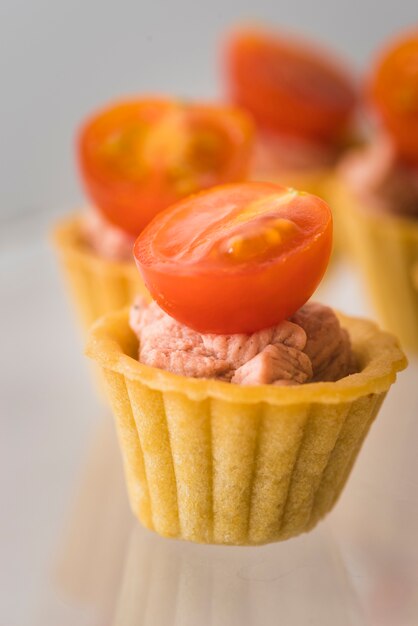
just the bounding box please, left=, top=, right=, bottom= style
left=52, top=213, right=149, bottom=332
left=327, top=178, right=418, bottom=352
left=86, top=309, right=406, bottom=545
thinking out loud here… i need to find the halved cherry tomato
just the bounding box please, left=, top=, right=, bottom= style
left=134, top=182, right=332, bottom=334
left=225, top=27, right=357, bottom=143
left=78, top=98, right=254, bottom=235
left=369, top=32, right=418, bottom=164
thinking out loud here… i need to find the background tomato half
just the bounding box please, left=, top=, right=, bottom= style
left=225, top=27, right=358, bottom=144
left=369, top=31, right=418, bottom=164
left=78, top=98, right=254, bottom=236
left=134, top=182, right=333, bottom=334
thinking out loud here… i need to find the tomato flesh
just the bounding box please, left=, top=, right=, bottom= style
left=369, top=32, right=418, bottom=164
left=78, top=99, right=254, bottom=235
left=134, top=182, right=332, bottom=334
left=225, top=28, right=357, bottom=143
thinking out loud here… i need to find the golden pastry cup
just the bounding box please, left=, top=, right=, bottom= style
left=326, top=179, right=418, bottom=352
left=86, top=309, right=406, bottom=546
left=52, top=214, right=150, bottom=333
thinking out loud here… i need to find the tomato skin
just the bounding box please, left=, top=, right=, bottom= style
left=134, top=182, right=332, bottom=334
left=78, top=98, right=254, bottom=236
left=369, top=32, right=418, bottom=164
left=225, top=27, right=357, bottom=144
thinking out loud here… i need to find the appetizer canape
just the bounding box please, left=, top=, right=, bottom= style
left=86, top=182, right=406, bottom=545
left=329, top=31, right=418, bottom=351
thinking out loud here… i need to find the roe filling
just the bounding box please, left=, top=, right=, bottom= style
left=129, top=299, right=356, bottom=386
left=339, top=134, right=418, bottom=219
left=82, top=210, right=135, bottom=261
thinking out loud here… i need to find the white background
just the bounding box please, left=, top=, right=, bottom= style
left=1, top=0, right=417, bottom=220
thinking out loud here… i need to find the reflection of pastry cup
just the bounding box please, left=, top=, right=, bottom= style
left=52, top=214, right=149, bottom=333
left=327, top=180, right=418, bottom=352
left=86, top=309, right=406, bottom=546
left=114, top=522, right=360, bottom=626
left=55, top=415, right=133, bottom=615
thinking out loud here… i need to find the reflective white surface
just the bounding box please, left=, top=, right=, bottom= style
left=114, top=522, right=363, bottom=626
left=1, top=211, right=417, bottom=625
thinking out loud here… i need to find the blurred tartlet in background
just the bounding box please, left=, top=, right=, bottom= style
left=223, top=27, right=359, bottom=206
left=53, top=97, right=254, bottom=332
left=328, top=31, right=418, bottom=351
left=87, top=182, right=406, bottom=546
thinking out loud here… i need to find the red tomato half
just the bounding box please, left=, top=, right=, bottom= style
left=225, top=27, right=357, bottom=143
left=369, top=31, right=418, bottom=164
left=134, top=182, right=332, bottom=334
left=78, top=98, right=254, bottom=235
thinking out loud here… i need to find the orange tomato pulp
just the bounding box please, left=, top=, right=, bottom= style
left=225, top=27, right=357, bottom=144
left=369, top=32, right=418, bottom=164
